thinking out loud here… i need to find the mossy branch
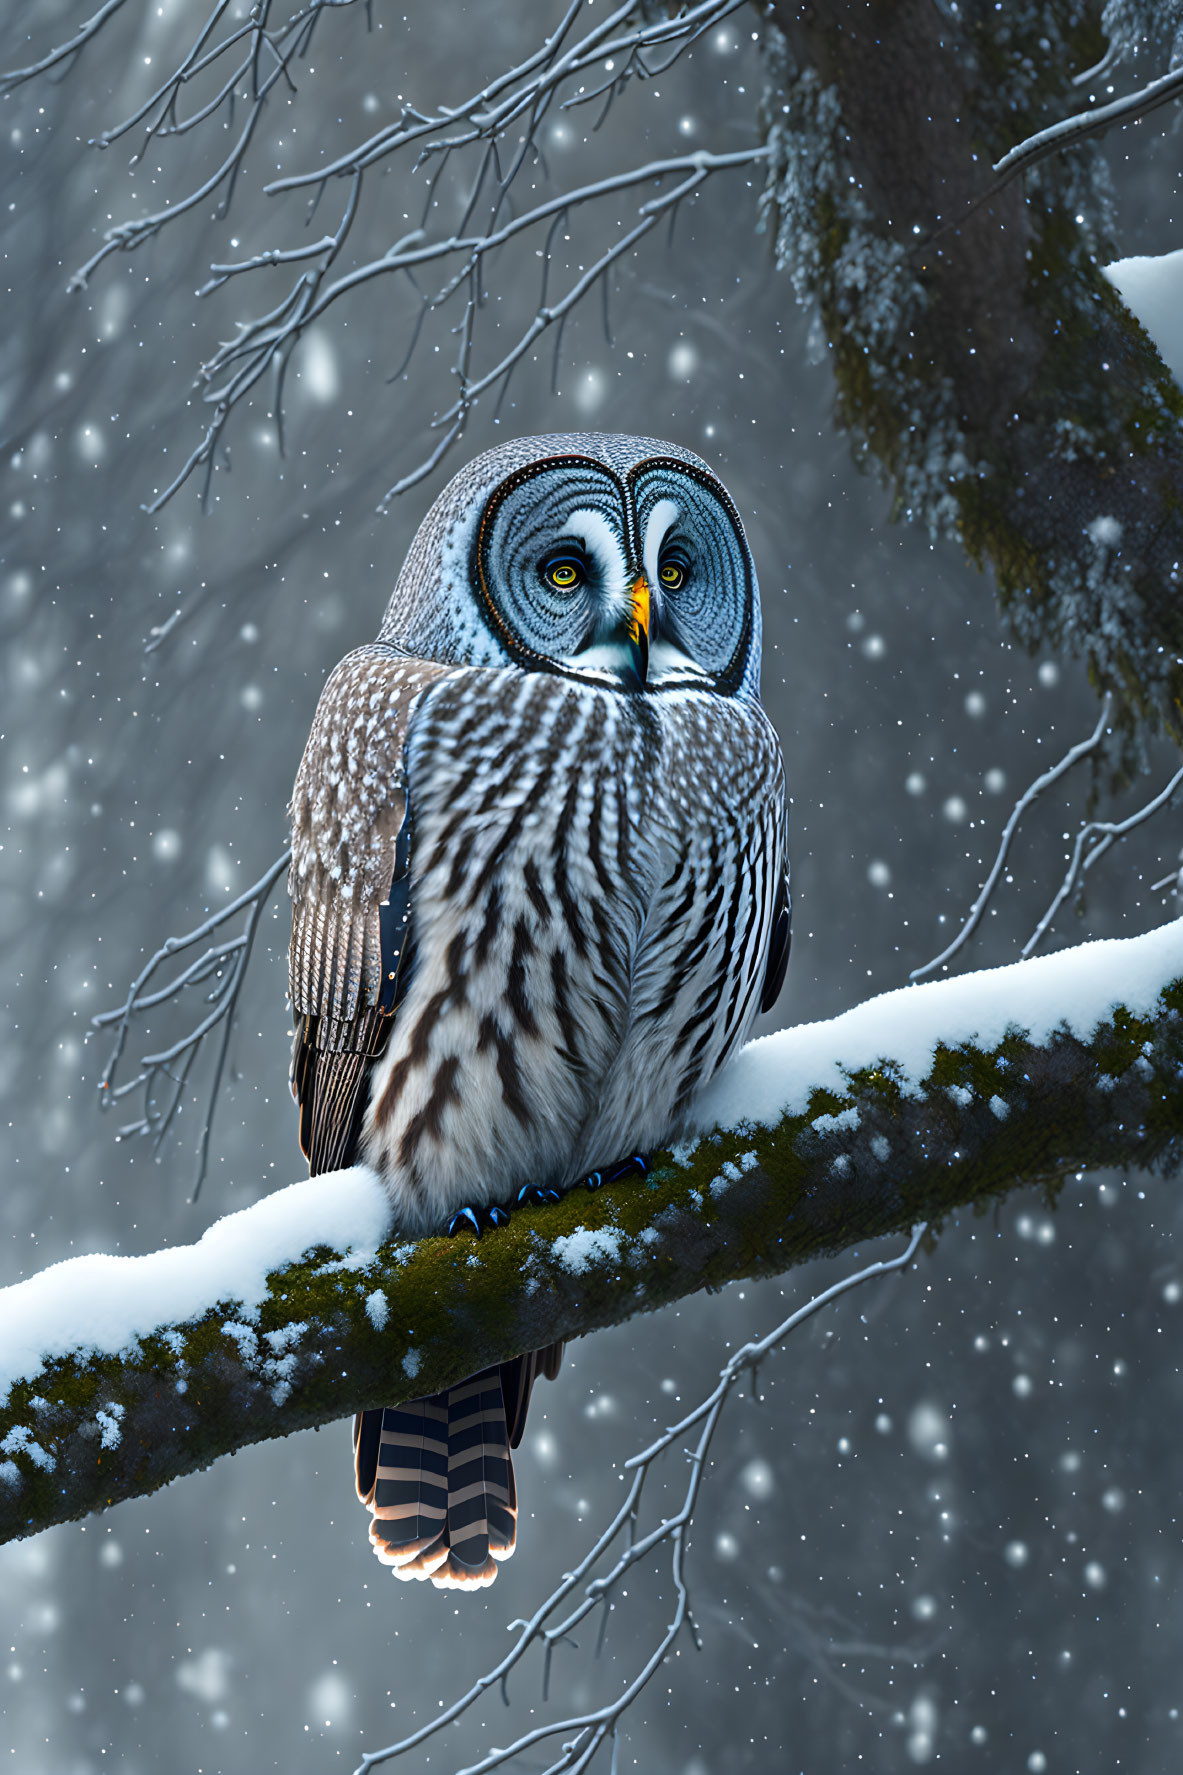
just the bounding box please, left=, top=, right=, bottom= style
left=1, top=933, right=1181, bottom=1546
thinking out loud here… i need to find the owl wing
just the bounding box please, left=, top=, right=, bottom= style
left=288, top=644, right=454, bottom=1176
left=761, top=862, right=791, bottom=1014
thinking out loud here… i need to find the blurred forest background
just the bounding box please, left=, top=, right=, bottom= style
left=2, top=3, right=1182, bottom=1772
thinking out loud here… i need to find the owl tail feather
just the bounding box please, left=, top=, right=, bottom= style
left=355, top=1369, right=517, bottom=1590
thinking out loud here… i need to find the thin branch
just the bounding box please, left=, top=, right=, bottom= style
left=1071, top=42, right=1119, bottom=89
left=915, top=53, right=1183, bottom=257
left=90, top=3, right=239, bottom=150
left=138, top=142, right=763, bottom=509
left=69, top=103, right=267, bottom=290
left=0, top=0, right=131, bottom=90
left=910, top=695, right=1113, bottom=982
left=992, top=62, right=1183, bottom=181
left=376, top=150, right=766, bottom=505
left=264, top=0, right=742, bottom=194
left=6, top=0, right=755, bottom=509
left=93, top=850, right=290, bottom=1198
left=1023, top=768, right=1183, bottom=957
left=363, top=1225, right=926, bottom=1769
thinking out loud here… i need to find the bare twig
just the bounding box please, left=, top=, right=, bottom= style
left=915, top=48, right=1183, bottom=253
left=5, top=0, right=760, bottom=508
left=93, top=850, right=290, bottom=1199
left=65, top=2, right=344, bottom=292
left=144, top=145, right=766, bottom=512
left=354, top=1226, right=926, bottom=1775
left=376, top=148, right=768, bottom=505
left=910, top=695, right=1113, bottom=983
left=0, top=0, right=132, bottom=90
left=992, top=62, right=1183, bottom=181
left=1023, top=767, right=1183, bottom=957
left=1071, top=42, right=1119, bottom=89
left=265, top=0, right=745, bottom=193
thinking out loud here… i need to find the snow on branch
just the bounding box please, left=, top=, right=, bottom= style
left=2, top=924, right=1181, bottom=1545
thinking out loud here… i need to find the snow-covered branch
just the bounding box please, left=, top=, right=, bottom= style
left=2, top=924, right=1181, bottom=1545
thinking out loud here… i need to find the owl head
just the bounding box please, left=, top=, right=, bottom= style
left=378, top=433, right=762, bottom=698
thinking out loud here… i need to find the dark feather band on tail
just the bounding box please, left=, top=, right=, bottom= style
left=355, top=1367, right=518, bottom=1589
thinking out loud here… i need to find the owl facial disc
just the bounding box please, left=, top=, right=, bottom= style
left=472, top=450, right=755, bottom=695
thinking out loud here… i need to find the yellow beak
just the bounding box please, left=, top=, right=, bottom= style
left=625, top=574, right=650, bottom=688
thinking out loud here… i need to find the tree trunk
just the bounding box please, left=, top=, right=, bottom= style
left=766, top=0, right=1183, bottom=752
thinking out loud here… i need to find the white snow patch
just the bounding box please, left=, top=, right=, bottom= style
left=221, top=1321, right=258, bottom=1363
left=365, top=1289, right=389, bottom=1331
left=0, top=1167, right=392, bottom=1405
left=1103, top=250, right=1183, bottom=386
left=692, top=924, right=1183, bottom=1134
left=552, top=1227, right=623, bottom=1275
left=95, top=1404, right=124, bottom=1451
left=870, top=1135, right=891, bottom=1163
left=1, top=1426, right=54, bottom=1471
left=989, top=1095, right=1010, bottom=1120
left=402, top=1348, right=421, bottom=1381
left=812, top=1107, right=860, bottom=1136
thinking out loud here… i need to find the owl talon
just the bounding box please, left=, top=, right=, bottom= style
left=583, top=1153, right=649, bottom=1190
left=515, top=1184, right=562, bottom=1209
left=446, top=1202, right=511, bottom=1238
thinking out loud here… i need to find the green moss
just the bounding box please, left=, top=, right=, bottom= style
left=3, top=971, right=1181, bottom=1540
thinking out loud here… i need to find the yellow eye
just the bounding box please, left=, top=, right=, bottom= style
left=659, top=559, right=686, bottom=590
left=543, top=558, right=584, bottom=591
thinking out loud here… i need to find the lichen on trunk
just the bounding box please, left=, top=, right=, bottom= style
left=762, top=0, right=1183, bottom=755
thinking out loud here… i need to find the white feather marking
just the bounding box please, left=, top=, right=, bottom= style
left=560, top=639, right=635, bottom=680
left=564, top=507, right=630, bottom=621
left=649, top=638, right=708, bottom=681
left=642, top=497, right=680, bottom=593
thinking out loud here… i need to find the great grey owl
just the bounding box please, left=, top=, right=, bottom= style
left=288, top=432, right=789, bottom=1589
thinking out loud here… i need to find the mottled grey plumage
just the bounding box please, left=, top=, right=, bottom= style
left=288, top=432, right=788, bottom=1589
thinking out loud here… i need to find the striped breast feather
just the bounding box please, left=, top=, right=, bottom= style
left=288, top=645, right=452, bottom=1028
